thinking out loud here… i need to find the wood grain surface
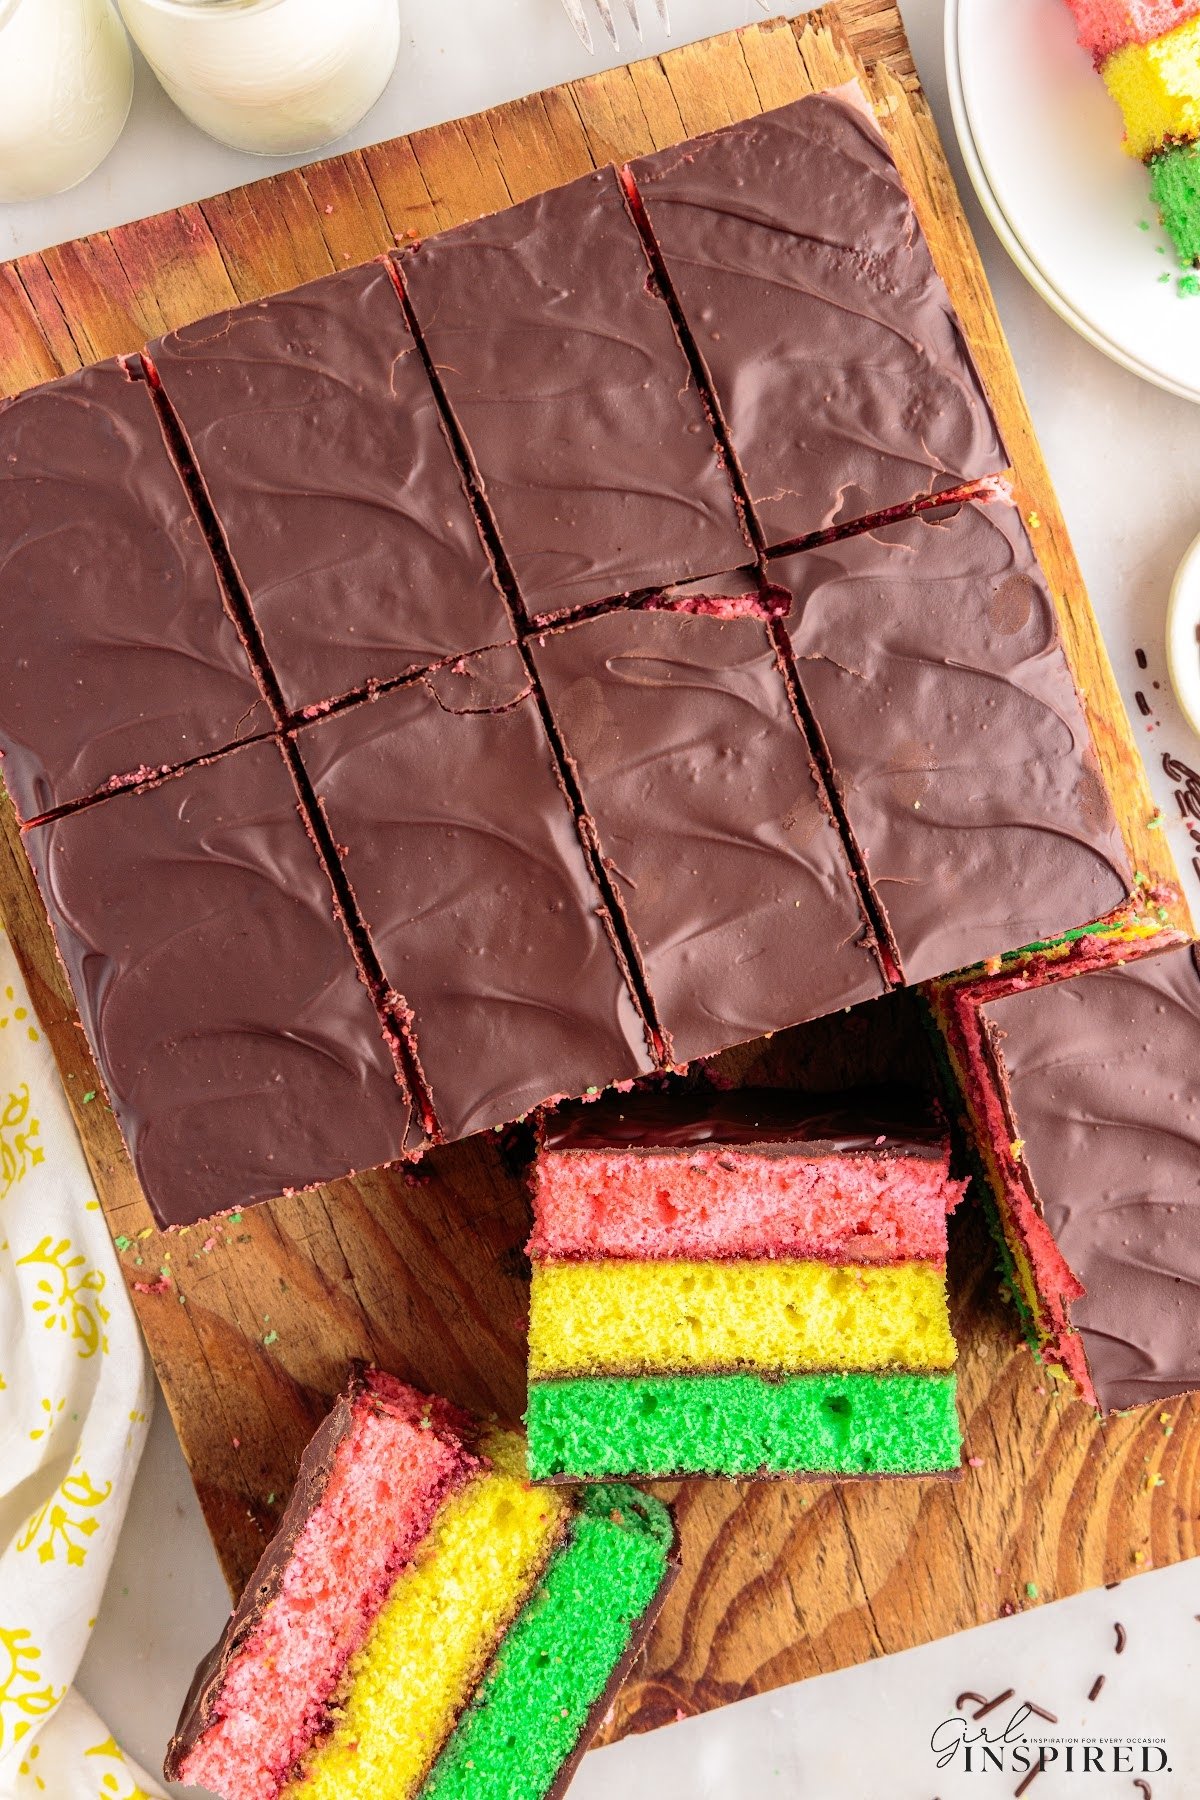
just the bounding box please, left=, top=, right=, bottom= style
left=0, top=1, right=1193, bottom=1745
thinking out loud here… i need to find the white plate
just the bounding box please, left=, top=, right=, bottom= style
left=946, top=0, right=1200, bottom=403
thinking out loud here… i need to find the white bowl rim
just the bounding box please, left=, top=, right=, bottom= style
left=1166, top=527, right=1200, bottom=739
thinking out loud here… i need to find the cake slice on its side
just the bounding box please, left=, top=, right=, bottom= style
left=929, top=935, right=1200, bottom=1413
left=1063, top=1, right=1200, bottom=268
left=166, top=1368, right=677, bottom=1800
left=525, top=1087, right=966, bottom=1481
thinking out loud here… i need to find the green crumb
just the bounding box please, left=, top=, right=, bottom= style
left=267, top=1491, right=276, bottom=1505
left=229, top=1212, right=243, bottom=1225
left=262, top=1329, right=279, bottom=1348
left=114, top=1236, right=132, bottom=1253
left=1149, top=141, right=1200, bottom=269
left=1138, top=217, right=1151, bottom=230
left=82, top=1090, right=96, bottom=1104
left=1026, top=1581, right=1040, bottom=1600
left=422, top=1485, right=673, bottom=1800
left=1179, top=273, right=1200, bottom=297
left=1159, top=271, right=1173, bottom=283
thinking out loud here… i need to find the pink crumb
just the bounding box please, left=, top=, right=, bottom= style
left=968, top=1456, right=985, bottom=1468
left=529, top=1146, right=964, bottom=1264
left=177, top=1373, right=482, bottom=1800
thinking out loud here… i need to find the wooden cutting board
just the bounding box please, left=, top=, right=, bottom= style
left=1, top=0, right=1195, bottom=1751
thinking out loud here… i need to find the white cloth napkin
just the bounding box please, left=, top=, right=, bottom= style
left=0, top=926, right=164, bottom=1800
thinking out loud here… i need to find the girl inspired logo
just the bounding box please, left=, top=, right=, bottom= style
left=931, top=1692, right=1171, bottom=1783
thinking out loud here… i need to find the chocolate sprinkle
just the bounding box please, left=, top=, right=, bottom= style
left=1014, top=1766, right=1043, bottom=1797
left=973, top=1688, right=1015, bottom=1719
left=1135, top=690, right=1152, bottom=716
left=1088, top=1673, right=1106, bottom=1702
left=1114, top=1621, right=1127, bottom=1654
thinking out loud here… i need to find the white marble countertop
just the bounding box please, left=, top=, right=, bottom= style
left=6, top=1, right=1200, bottom=1793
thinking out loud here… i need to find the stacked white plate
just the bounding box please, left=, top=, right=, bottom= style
left=946, top=0, right=1200, bottom=403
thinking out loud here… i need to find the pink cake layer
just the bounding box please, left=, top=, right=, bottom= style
left=1066, top=0, right=1200, bottom=61
left=529, top=1147, right=965, bottom=1264
left=177, top=1372, right=481, bottom=1800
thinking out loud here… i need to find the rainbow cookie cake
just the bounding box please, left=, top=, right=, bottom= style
left=525, top=1088, right=966, bottom=1481
left=165, top=1367, right=677, bottom=1800
left=930, top=931, right=1200, bottom=1413
left=1066, top=0, right=1200, bottom=267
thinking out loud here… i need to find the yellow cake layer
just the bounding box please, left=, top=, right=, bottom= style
left=1103, top=15, right=1200, bottom=156
left=283, top=1430, right=569, bottom=1800
left=528, top=1259, right=956, bottom=1377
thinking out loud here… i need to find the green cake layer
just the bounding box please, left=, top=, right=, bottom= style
left=526, top=1371, right=961, bottom=1480
left=421, top=1485, right=674, bottom=1800
left=1151, top=140, right=1200, bottom=267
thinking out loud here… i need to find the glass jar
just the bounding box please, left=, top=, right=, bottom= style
left=0, top=0, right=134, bottom=202
left=117, top=0, right=401, bottom=156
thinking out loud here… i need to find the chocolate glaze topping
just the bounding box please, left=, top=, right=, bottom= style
left=149, top=263, right=512, bottom=713
left=627, top=87, right=1006, bottom=549
left=777, top=499, right=1132, bottom=984
left=166, top=1368, right=482, bottom=1780
left=296, top=644, right=655, bottom=1142
left=0, top=359, right=269, bottom=821
left=398, top=166, right=751, bottom=619
left=980, top=943, right=1200, bottom=1413
left=541, top=1082, right=946, bottom=1156
left=24, top=740, right=412, bottom=1228
left=530, top=606, right=888, bottom=1065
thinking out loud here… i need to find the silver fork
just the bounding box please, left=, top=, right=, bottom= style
left=560, top=0, right=670, bottom=54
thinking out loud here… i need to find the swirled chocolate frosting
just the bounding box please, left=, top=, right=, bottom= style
left=628, top=87, right=1006, bottom=548
left=23, top=739, right=412, bottom=1227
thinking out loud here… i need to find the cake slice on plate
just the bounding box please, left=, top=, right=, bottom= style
left=525, top=1086, right=966, bottom=1481
left=166, top=1367, right=677, bottom=1800
left=1065, top=0, right=1200, bottom=269
left=931, top=936, right=1200, bottom=1413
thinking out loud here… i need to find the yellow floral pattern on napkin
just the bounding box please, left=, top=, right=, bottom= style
left=0, top=931, right=164, bottom=1799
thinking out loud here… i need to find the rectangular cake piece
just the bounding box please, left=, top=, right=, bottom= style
left=947, top=939, right=1200, bottom=1414
left=0, top=358, right=270, bottom=822
left=397, top=166, right=751, bottom=620
left=776, top=497, right=1132, bottom=985
left=23, top=739, right=414, bottom=1227
left=147, top=263, right=513, bottom=713
left=294, top=644, right=655, bottom=1143
left=526, top=1086, right=964, bottom=1480
left=166, top=1368, right=678, bottom=1800
left=528, top=605, right=887, bottom=1066
left=1102, top=11, right=1200, bottom=155
left=625, top=88, right=1006, bottom=550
